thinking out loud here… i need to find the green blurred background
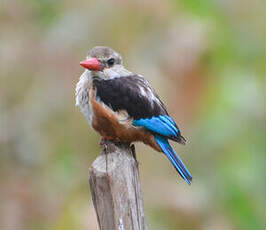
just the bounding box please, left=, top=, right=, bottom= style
left=1, top=0, right=265, bottom=229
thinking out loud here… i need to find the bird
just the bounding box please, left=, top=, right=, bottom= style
left=76, top=46, right=192, bottom=184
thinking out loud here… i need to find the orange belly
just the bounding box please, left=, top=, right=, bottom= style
left=89, top=88, right=161, bottom=152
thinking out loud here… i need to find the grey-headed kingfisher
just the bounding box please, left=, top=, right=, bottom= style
left=76, top=46, right=192, bottom=184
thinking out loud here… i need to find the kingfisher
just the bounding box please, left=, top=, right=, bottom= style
left=76, top=46, right=192, bottom=184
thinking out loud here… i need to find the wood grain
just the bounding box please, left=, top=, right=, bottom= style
left=89, top=141, right=147, bottom=230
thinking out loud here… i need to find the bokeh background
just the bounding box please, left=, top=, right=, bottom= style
left=1, top=0, right=265, bottom=229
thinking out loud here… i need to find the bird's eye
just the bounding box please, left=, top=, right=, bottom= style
left=107, top=58, right=115, bottom=66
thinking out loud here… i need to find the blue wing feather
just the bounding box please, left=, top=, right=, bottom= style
left=158, top=115, right=178, bottom=134
left=133, top=115, right=179, bottom=138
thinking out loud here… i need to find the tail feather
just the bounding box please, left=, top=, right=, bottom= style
left=155, top=135, right=192, bottom=184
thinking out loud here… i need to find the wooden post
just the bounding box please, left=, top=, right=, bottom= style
left=89, top=141, right=147, bottom=230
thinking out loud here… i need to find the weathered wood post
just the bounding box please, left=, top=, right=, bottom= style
left=89, top=141, right=147, bottom=230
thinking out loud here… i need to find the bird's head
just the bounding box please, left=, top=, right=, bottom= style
left=80, top=46, right=123, bottom=75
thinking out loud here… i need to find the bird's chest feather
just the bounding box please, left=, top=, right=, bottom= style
left=75, top=71, right=94, bottom=124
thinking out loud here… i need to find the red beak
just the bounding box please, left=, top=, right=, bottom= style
left=80, top=58, right=103, bottom=71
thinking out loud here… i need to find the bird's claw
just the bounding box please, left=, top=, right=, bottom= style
left=99, top=137, right=105, bottom=146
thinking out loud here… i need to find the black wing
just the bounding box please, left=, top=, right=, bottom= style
left=93, top=75, right=167, bottom=120
left=93, top=75, right=186, bottom=144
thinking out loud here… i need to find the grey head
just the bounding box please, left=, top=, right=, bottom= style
left=87, top=46, right=122, bottom=68
left=80, top=46, right=132, bottom=78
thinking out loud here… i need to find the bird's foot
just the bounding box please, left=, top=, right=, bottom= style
left=99, top=137, right=105, bottom=146
left=100, top=137, right=131, bottom=150
left=99, top=136, right=114, bottom=146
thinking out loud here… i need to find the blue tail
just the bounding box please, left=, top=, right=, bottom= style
left=155, top=135, right=192, bottom=184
